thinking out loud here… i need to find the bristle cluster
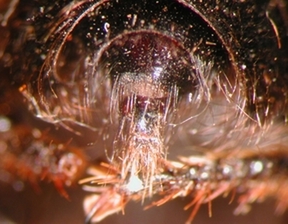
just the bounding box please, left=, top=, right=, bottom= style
left=81, top=147, right=288, bottom=223
left=1, top=0, right=287, bottom=223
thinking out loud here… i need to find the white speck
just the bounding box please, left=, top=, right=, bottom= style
left=40, top=54, right=46, bottom=60
left=250, top=160, right=263, bottom=175
left=188, top=93, right=193, bottom=102
left=104, top=22, right=110, bottom=33
left=189, top=168, right=197, bottom=176
left=132, top=14, right=137, bottom=27
left=200, top=171, right=209, bottom=179
left=241, top=64, right=247, bottom=70
left=0, top=116, right=11, bottom=132
left=189, top=129, right=198, bottom=135
left=153, top=66, right=163, bottom=79
left=223, top=165, right=232, bottom=175
left=138, top=118, right=148, bottom=132
left=126, top=175, right=144, bottom=193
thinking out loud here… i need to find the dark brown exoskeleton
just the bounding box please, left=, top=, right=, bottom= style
left=0, top=0, right=288, bottom=223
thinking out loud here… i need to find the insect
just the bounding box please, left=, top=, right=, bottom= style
left=0, top=0, right=288, bottom=223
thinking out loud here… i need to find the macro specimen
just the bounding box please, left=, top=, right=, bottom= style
left=0, top=0, right=288, bottom=223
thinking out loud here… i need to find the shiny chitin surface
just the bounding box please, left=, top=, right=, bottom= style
left=0, top=0, right=288, bottom=223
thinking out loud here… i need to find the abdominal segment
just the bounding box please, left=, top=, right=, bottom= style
left=0, top=0, right=288, bottom=224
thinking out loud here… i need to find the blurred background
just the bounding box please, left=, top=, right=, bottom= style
left=0, top=0, right=288, bottom=224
